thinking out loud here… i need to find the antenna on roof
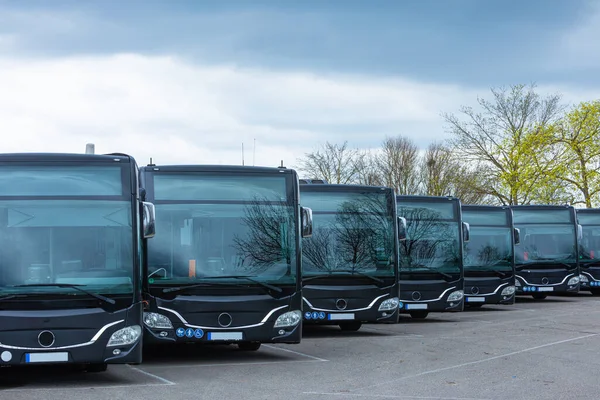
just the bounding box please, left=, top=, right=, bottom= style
left=148, top=157, right=155, bottom=167
left=242, top=142, right=245, bottom=166
left=85, top=143, right=95, bottom=154
left=253, top=138, right=256, bottom=166
left=279, top=160, right=285, bottom=168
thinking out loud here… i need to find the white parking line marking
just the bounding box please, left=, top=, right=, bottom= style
left=303, top=392, right=492, bottom=400
left=349, top=332, right=599, bottom=393
left=143, top=359, right=323, bottom=369
left=128, top=365, right=176, bottom=385
left=263, top=344, right=329, bottom=361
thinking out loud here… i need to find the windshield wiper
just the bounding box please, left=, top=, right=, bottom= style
left=516, top=261, right=573, bottom=270
left=403, top=264, right=454, bottom=280
left=163, top=275, right=283, bottom=294
left=303, top=270, right=385, bottom=285
left=11, top=284, right=116, bottom=305
left=0, top=293, right=29, bottom=301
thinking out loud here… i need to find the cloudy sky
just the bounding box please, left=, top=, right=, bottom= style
left=1, top=0, right=599, bottom=169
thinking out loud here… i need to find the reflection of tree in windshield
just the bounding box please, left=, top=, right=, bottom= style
left=302, top=194, right=393, bottom=273
left=517, top=226, right=575, bottom=262
left=464, top=229, right=511, bottom=268
left=232, top=196, right=294, bottom=274
left=399, top=207, right=459, bottom=270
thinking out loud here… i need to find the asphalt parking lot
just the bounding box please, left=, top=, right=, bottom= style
left=1, top=293, right=599, bottom=400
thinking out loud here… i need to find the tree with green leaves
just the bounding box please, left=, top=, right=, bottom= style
left=443, top=84, right=564, bottom=205
left=551, top=100, right=600, bottom=208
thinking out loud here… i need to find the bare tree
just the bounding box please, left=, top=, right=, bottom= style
left=421, top=142, right=490, bottom=205
left=377, top=136, right=420, bottom=195
left=443, top=84, right=564, bottom=205
left=353, top=149, right=384, bottom=186
left=297, top=141, right=361, bottom=184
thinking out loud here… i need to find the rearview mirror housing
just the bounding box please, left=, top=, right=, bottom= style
left=142, top=201, right=156, bottom=239
left=301, top=207, right=313, bottom=238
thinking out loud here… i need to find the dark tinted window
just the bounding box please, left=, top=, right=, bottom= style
left=0, top=166, right=123, bottom=196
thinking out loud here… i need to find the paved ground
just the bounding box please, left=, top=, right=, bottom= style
left=1, top=293, right=599, bottom=400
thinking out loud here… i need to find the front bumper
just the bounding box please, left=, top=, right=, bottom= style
left=302, top=302, right=398, bottom=325
left=143, top=306, right=302, bottom=345
left=515, top=274, right=580, bottom=295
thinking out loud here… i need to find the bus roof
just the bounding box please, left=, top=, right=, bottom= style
left=0, top=153, right=133, bottom=163
left=140, top=164, right=296, bottom=175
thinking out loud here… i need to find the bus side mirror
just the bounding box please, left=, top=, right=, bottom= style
left=142, top=201, right=156, bottom=239
left=462, top=222, right=470, bottom=243
left=398, top=217, right=407, bottom=241
left=514, top=228, right=521, bottom=246
left=301, top=207, right=313, bottom=238
left=578, top=224, right=583, bottom=241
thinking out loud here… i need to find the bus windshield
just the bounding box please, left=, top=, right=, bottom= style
left=580, top=225, right=600, bottom=262
left=300, top=191, right=395, bottom=277
left=147, top=173, right=297, bottom=285
left=464, top=227, right=513, bottom=271
left=515, top=225, right=576, bottom=264
left=398, top=203, right=461, bottom=274
left=0, top=165, right=134, bottom=298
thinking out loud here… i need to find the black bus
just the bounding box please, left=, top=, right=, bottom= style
left=299, top=183, right=405, bottom=332
left=0, top=153, right=155, bottom=371
left=140, top=165, right=313, bottom=351
left=511, top=205, right=581, bottom=298
left=575, top=208, right=600, bottom=295
left=396, top=196, right=468, bottom=319
left=461, top=205, right=518, bottom=307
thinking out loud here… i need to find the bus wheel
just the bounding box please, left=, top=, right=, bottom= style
left=85, top=363, right=108, bottom=373
left=238, top=342, right=261, bottom=351
left=591, top=289, right=600, bottom=296
left=409, top=311, right=429, bottom=319
left=532, top=293, right=547, bottom=300
left=339, top=322, right=362, bottom=332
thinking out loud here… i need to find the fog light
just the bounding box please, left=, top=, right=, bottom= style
left=278, top=329, right=285, bottom=335
left=113, top=349, right=121, bottom=355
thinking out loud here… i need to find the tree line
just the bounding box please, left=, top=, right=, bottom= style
left=295, top=84, right=600, bottom=207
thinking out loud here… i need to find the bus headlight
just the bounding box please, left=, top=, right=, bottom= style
left=515, top=280, right=521, bottom=287
left=501, top=286, right=516, bottom=296
left=143, top=312, right=173, bottom=329
left=447, top=290, right=464, bottom=302
left=107, top=325, right=142, bottom=347
left=274, top=310, right=302, bottom=328
left=378, top=297, right=400, bottom=311
left=568, top=276, right=580, bottom=285
left=580, top=275, right=589, bottom=283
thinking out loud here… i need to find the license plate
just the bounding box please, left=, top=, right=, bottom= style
left=207, top=332, right=243, bottom=341
left=406, top=304, right=428, bottom=310
left=25, top=352, right=69, bottom=363
left=466, top=297, right=485, bottom=303
left=328, top=313, right=355, bottom=320
left=537, top=287, right=554, bottom=292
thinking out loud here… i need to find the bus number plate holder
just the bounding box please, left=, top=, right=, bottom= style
left=406, top=304, right=427, bottom=310
left=328, top=313, right=355, bottom=320
left=25, top=352, right=69, bottom=363
left=537, top=287, right=554, bottom=292
left=466, top=297, right=485, bottom=303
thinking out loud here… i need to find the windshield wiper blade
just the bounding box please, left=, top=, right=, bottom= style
left=163, top=276, right=283, bottom=294
left=0, top=293, right=29, bottom=301
left=404, top=264, right=454, bottom=280
left=303, top=271, right=385, bottom=285
left=202, top=275, right=283, bottom=293
left=330, top=269, right=385, bottom=284
left=11, top=284, right=116, bottom=305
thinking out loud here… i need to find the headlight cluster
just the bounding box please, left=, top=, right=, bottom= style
left=143, top=312, right=174, bottom=329
left=274, top=310, right=302, bottom=328
left=107, top=325, right=142, bottom=347
left=447, top=290, right=464, bottom=302
left=501, top=286, right=516, bottom=296
left=378, top=297, right=400, bottom=311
